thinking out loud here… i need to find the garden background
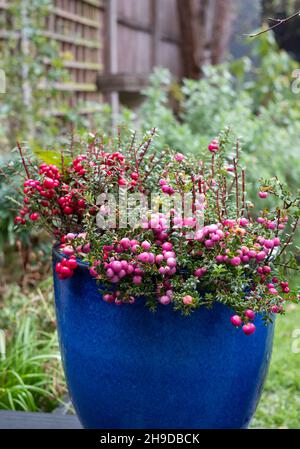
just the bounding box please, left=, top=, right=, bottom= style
left=0, top=0, right=300, bottom=428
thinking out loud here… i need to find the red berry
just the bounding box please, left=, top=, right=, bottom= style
left=118, top=178, right=127, bottom=186
left=14, top=216, right=24, bottom=224
left=43, top=178, right=55, bottom=189
left=29, top=212, right=39, bottom=221
left=60, top=266, right=73, bottom=278
left=63, top=206, right=73, bottom=215
left=67, top=258, right=78, bottom=270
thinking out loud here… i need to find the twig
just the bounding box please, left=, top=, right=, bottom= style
left=17, top=141, right=30, bottom=179
left=277, top=217, right=300, bottom=258
left=245, top=10, right=300, bottom=38
left=233, top=158, right=239, bottom=218
left=221, top=176, right=227, bottom=216
left=241, top=169, right=246, bottom=216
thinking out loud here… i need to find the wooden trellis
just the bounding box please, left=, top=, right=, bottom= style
left=45, top=0, right=105, bottom=110
left=0, top=0, right=105, bottom=116
left=0, top=0, right=236, bottom=117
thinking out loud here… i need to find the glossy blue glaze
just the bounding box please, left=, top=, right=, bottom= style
left=53, top=249, right=274, bottom=429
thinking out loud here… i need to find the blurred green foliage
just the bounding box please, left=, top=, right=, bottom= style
left=251, top=304, right=300, bottom=429
left=0, top=280, right=66, bottom=412
left=127, top=33, right=300, bottom=202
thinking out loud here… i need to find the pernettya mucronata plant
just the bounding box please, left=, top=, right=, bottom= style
left=13, top=128, right=300, bottom=335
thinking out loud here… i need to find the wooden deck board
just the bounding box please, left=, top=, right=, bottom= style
left=0, top=411, right=82, bottom=429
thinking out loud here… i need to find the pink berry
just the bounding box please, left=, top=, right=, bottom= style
left=263, top=265, right=271, bottom=274
left=106, top=268, right=114, bottom=278
left=194, top=268, right=206, bottom=277
left=273, top=237, right=281, bottom=247
left=141, top=241, right=151, bottom=250
left=230, top=257, right=241, bottom=266
left=127, top=264, right=134, bottom=274
left=264, top=240, right=274, bottom=249
left=110, top=276, right=120, bottom=283
left=248, top=250, right=257, bottom=259
left=118, top=269, right=126, bottom=279
left=208, top=139, right=219, bottom=153
left=156, top=254, right=164, bottom=264
left=120, top=238, right=131, bottom=249
left=163, top=251, right=175, bottom=259
left=162, top=242, right=173, bottom=251
left=239, top=218, right=248, bottom=227
left=167, top=257, right=177, bottom=268
left=230, top=315, right=242, bottom=327
left=242, top=323, right=256, bottom=335
left=259, top=191, right=268, bottom=199
left=90, top=267, right=98, bottom=277
left=271, top=306, right=280, bottom=314
left=133, top=275, right=142, bottom=285
left=112, top=261, right=122, bottom=273
left=183, top=295, right=193, bottom=305
left=256, top=251, right=267, bottom=261
left=175, top=153, right=185, bottom=162
left=159, top=295, right=171, bottom=305
left=137, top=252, right=149, bottom=263
left=162, top=185, right=170, bottom=194
left=245, top=309, right=255, bottom=320
left=103, top=294, right=114, bottom=303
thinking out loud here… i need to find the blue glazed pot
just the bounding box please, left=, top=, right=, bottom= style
left=53, top=249, right=274, bottom=429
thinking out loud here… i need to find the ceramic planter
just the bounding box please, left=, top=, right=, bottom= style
left=53, top=248, right=274, bottom=429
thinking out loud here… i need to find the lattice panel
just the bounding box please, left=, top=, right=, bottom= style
left=48, top=0, right=105, bottom=112
left=0, top=0, right=105, bottom=115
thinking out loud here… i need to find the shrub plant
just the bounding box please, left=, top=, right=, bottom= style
left=13, top=129, right=300, bottom=335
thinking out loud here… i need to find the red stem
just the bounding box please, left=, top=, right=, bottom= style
left=17, top=141, right=30, bottom=179
left=233, top=158, right=239, bottom=218
left=242, top=169, right=246, bottom=216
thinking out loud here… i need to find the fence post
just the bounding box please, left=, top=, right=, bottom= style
left=106, top=0, right=119, bottom=127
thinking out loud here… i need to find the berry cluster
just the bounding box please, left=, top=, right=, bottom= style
left=55, top=256, right=78, bottom=280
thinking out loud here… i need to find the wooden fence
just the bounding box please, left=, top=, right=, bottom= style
left=0, top=0, right=236, bottom=115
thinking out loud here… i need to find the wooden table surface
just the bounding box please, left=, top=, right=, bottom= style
left=0, top=410, right=82, bottom=429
